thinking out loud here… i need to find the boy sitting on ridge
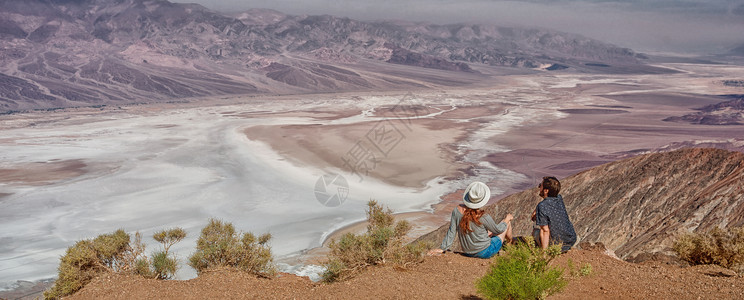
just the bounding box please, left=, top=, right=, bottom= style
left=531, top=176, right=576, bottom=252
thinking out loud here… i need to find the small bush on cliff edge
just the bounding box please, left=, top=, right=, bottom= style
left=188, top=218, right=276, bottom=277
left=150, top=228, right=187, bottom=279
left=44, top=229, right=142, bottom=299
left=673, top=226, right=744, bottom=274
left=44, top=228, right=186, bottom=299
left=321, top=200, right=429, bottom=282
left=477, top=236, right=566, bottom=300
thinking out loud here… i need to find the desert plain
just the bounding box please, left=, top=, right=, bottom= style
left=1, top=61, right=743, bottom=288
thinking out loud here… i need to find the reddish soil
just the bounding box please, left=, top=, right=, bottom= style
left=67, top=248, right=743, bottom=300
left=550, top=249, right=743, bottom=299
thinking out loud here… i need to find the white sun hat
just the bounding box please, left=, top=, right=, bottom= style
left=463, top=181, right=491, bottom=209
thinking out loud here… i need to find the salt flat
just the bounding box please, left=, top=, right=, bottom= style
left=1, top=62, right=743, bottom=289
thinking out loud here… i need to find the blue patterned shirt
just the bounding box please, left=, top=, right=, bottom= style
left=535, top=195, right=576, bottom=252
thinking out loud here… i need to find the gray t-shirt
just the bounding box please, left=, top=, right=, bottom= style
left=439, top=207, right=507, bottom=254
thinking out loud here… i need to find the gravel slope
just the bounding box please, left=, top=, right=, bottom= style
left=68, top=248, right=744, bottom=299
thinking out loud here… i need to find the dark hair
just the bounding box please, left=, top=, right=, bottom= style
left=540, top=176, right=561, bottom=197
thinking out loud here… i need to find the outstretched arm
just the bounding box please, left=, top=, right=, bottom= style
left=431, top=208, right=460, bottom=255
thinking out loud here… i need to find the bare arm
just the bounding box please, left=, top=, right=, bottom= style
left=539, top=225, right=550, bottom=249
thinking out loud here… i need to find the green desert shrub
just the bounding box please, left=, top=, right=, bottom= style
left=564, top=258, right=592, bottom=278
left=578, top=262, right=592, bottom=277
left=153, top=227, right=187, bottom=253
left=673, top=226, right=744, bottom=273
left=477, top=236, right=566, bottom=300
left=134, top=256, right=153, bottom=278
left=128, top=232, right=153, bottom=278
left=44, top=229, right=139, bottom=299
left=125, top=228, right=186, bottom=280
left=188, top=218, right=276, bottom=277
left=44, top=228, right=187, bottom=299
left=150, top=228, right=186, bottom=279
left=151, top=251, right=177, bottom=279
left=321, top=200, right=429, bottom=282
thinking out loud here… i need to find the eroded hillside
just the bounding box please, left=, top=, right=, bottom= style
left=419, top=148, right=744, bottom=261
left=0, top=0, right=663, bottom=112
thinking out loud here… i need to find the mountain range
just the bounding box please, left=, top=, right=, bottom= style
left=0, top=0, right=659, bottom=112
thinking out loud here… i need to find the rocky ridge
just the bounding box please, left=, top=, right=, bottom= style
left=0, top=0, right=655, bottom=112
left=418, top=148, right=744, bottom=261
left=664, top=96, right=744, bottom=125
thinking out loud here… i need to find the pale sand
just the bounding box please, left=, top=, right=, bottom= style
left=243, top=118, right=478, bottom=189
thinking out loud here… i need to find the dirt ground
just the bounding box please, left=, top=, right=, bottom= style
left=66, top=247, right=743, bottom=300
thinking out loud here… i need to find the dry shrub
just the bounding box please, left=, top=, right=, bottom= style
left=124, top=228, right=187, bottom=280
left=565, top=258, right=592, bottom=277
left=321, top=200, right=430, bottom=282
left=673, top=226, right=744, bottom=273
left=150, top=228, right=187, bottom=279
left=44, top=228, right=187, bottom=299
left=151, top=251, right=177, bottom=279
left=44, top=229, right=140, bottom=299
left=153, top=227, right=187, bottom=253
left=188, top=218, right=276, bottom=277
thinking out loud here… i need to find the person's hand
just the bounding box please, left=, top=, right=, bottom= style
left=505, top=213, right=514, bottom=223
left=531, top=209, right=536, bottom=222
left=428, top=248, right=444, bottom=256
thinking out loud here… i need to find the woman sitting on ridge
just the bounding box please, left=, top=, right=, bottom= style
left=428, top=181, right=513, bottom=258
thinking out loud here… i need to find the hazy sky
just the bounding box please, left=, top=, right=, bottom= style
left=169, top=0, right=744, bottom=54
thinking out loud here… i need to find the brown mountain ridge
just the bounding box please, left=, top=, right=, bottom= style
left=418, top=148, right=744, bottom=261
left=0, top=0, right=667, bottom=112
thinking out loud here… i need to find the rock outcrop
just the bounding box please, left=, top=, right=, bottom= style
left=664, top=97, right=744, bottom=125
left=418, top=148, right=744, bottom=261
